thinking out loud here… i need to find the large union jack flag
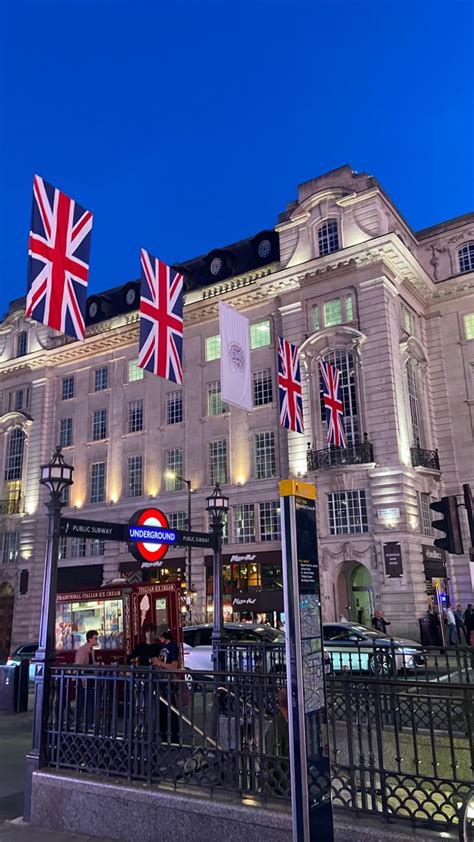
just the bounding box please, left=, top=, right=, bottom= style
left=26, top=175, right=93, bottom=340
left=278, top=337, right=304, bottom=434
left=138, top=249, right=184, bottom=383
left=320, top=360, right=346, bottom=447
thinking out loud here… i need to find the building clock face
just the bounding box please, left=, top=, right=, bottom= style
left=210, top=256, right=223, bottom=276
left=257, top=239, right=271, bottom=259
left=126, top=288, right=136, bottom=306
left=88, top=300, right=98, bottom=318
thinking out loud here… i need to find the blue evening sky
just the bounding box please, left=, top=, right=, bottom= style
left=0, top=0, right=473, bottom=316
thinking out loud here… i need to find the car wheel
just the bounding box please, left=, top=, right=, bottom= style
left=369, top=651, right=394, bottom=677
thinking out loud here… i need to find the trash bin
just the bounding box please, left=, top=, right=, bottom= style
left=16, top=660, right=29, bottom=712
left=0, top=664, right=19, bottom=711
left=419, top=616, right=431, bottom=646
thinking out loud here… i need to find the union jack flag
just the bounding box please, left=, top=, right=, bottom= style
left=138, top=249, right=184, bottom=383
left=320, top=360, right=346, bottom=447
left=26, top=175, right=93, bottom=340
left=278, top=337, right=304, bottom=434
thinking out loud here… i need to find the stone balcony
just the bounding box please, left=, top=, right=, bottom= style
left=410, top=439, right=440, bottom=472
left=306, top=435, right=374, bottom=471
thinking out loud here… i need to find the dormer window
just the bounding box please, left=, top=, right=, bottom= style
left=458, top=243, right=474, bottom=274
left=16, top=331, right=28, bottom=358
left=318, top=219, right=339, bottom=256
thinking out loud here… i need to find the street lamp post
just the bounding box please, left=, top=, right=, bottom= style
left=206, top=483, right=229, bottom=672
left=165, top=471, right=193, bottom=618
left=24, top=446, right=73, bottom=821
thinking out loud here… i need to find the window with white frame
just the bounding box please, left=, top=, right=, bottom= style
left=58, top=535, right=68, bottom=560
left=59, top=418, right=73, bottom=448
left=209, top=439, right=228, bottom=485
left=166, top=391, right=183, bottom=424
left=128, top=399, right=143, bottom=433
left=328, top=490, right=368, bottom=535
left=402, top=306, right=415, bottom=335
left=250, top=320, right=271, bottom=349
left=16, top=332, right=28, bottom=358
left=419, top=492, right=433, bottom=536
left=1, top=531, right=19, bottom=564
left=206, top=335, right=221, bottom=361
left=127, top=455, right=143, bottom=497
left=71, top=537, right=87, bottom=558
left=318, top=219, right=339, bottom=256
left=253, top=369, right=273, bottom=406
left=463, top=313, right=474, bottom=340
left=207, top=510, right=229, bottom=544
left=319, top=350, right=359, bottom=445
left=346, top=294, right=354, bottom=321
left=207, top=381, right=226, bottom=415
left=165, top=449, right=183, bottom=490
left=233, top=504, right=255, bottom=543
left=14, top=390, right=24, bottom=411
left=323, top=298, right=342, bottom=327
left=90, top=462, right=106, bottom=503
left=92, top=409, right=107, bottom=441
left=128, top=359, right=144, bottom=382
left=94, top=367, right=108, bottom=391
left=259, top=501, right=281, bottom=542
left=4, top=428, right=25, bottom=481
left=406, top=360, right=423, bottom=445
left=255, top=432, right=276, bottom=479
left=61, top=376, right=75, bottom=400
left=458, top=243, right=474, bottom=274
left=168, top=511, right=186, bottom=530
left=90, top=539, right=105, bottom=557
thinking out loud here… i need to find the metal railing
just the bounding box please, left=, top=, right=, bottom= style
left=0, top=497, right=23, bottom=515
left=411, top=439, right=440, bottom=471
left=307, top=436, right=374, bottom=471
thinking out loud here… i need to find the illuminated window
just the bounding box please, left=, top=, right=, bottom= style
left=209, top=440, right=228, bottom=485
left=250, top=320, right=271, bottom=349
left=328, top=490, right=368, bottom=535
left=255, top=432, right=276, bottom=479
left=58, top=535, right=68, bottom=559
left=253, top=369, right=273, bottom=406
left=259, top=501, right=281, bottom=542
left=206, top=335, right=221, bottom=361
left=458, top=243, right=474, bottom=274
left=464, top=313, right=474, bottom=340
left=318, top=220, right=339, bottom=256
left=1, top=532, right=19, bottom=564
left=323, top=299, right=342, bottom=327
left=346, top=294, right=353, bottom=321
left=166, top=391, right=183, bottom=424
left=128, top=360, right=144, bottom=382
left=166, top=449, right=183, bottom=490
left=128, top=399, right=143, bottom=433
left=312, top=305, right=320, bottom=332
left=4, top=428, right=25, bottom=481
left=207, top=381, right=226, bottom=415
left=233, top=504, right=255, bottom=543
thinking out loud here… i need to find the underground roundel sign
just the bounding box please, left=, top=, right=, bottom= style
left=128, top=507, right=172, bottom=565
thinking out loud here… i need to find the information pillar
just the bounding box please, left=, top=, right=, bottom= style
left=279, top=479, right=333, bottom=842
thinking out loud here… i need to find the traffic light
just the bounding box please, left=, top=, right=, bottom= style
left=430, top=496, right=464, bottom=554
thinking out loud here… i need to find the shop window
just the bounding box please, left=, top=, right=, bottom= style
left=55, top=598, right=123, bottom=652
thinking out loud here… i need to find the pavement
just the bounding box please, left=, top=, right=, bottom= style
left=0, top=706, right=114, bottom=842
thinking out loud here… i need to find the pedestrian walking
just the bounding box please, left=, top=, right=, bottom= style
left=372, top=610, right=391, bottom=635
left=444, top=607, right=458, bottom=645
left=74, top=629, right=99, bottom=728
left=453, top=605, right=466, bottom=644
left=464, top=604, right=474, bottom=646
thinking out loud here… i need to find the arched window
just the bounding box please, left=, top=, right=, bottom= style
left=318, top=219, right=339, bottom=257
left=4, top=428, right=25, bottom=481
left=320, top=350, right=359, bottom=445
left=406, top=360, right=423, bottom=446
left=15, top=331, right=28, bottom=358
left=458, top=243, right=474, bottom=274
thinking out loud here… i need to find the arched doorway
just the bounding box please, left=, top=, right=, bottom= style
left=336, top=562, right=374, bottom=626
left=0, top=582, right=14, bottom=661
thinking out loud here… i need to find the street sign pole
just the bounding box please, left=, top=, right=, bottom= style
left=279, top=479, right=333, bottom=842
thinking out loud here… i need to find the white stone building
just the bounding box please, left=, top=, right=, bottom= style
left=1, top=165, right=473, bottom=652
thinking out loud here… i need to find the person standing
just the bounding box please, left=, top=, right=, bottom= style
left=372, top=610, right=391, bottom=635
left=464, top=604, right=474, bottom=646
left=444, top=606, right=457, bottom=645
left=75, top=629, right=99, bottom=727
left=152, top=628, right=180, bottom=743
left=128, top=623, right=161, bottom=666
left=453, top=605, right=466, bottom=644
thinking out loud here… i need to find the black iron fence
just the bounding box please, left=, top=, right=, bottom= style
left=411, top=440, right=440, bottom=471
left=44, top=652, right=474, bottom=834
left=306, top=437, right=374, bottom=471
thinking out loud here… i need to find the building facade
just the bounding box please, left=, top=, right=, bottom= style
left=1, top=165, right=473, bottom=653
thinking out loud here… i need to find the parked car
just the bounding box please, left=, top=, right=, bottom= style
left=183, top=622, right=425, bottom=680
left=7, top=643, right=38, bottom=681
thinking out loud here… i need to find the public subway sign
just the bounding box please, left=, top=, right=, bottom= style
left=59, top=517, right=125, bottom=542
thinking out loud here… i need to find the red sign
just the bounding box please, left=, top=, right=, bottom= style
left=128, top=507, right=171, bottom=565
